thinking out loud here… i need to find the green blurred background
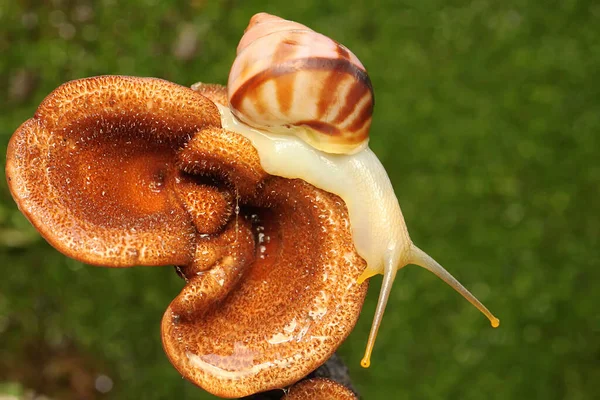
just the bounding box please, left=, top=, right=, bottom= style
left=0, top=0, right=598, bottom=399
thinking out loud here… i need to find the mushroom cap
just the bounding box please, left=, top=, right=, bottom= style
left=162, top=175, right=367, bottom=398
left=283, top=378, right=357, bottom=400
left=6, top=76, right=222, bottom=267
left=7, top=77, right=368, bottom=398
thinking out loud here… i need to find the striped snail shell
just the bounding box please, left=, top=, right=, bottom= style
left=227, top=13, right=374, bottom=154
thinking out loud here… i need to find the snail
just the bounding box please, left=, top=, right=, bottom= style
left=216, top=13, right=500, bottom=368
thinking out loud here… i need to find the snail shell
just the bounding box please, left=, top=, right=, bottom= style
left=227, top=13, right=374, bottom=154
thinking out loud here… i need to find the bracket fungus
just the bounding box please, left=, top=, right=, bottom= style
left=282, top=378, right=357, bottom=400
left=6, top=76, right=366, bottom=398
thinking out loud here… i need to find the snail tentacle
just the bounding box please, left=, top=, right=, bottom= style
left=408, top=245, right=501, bottom=328
left=360, top=249, right=398, bottom=369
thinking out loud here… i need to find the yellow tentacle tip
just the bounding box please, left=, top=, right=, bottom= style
left=491, top=317, right=500, bottom=328
left=360, top=357, right=371, bottom=368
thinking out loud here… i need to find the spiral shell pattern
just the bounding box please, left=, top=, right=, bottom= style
left=227, top=13, right=374, bottom=154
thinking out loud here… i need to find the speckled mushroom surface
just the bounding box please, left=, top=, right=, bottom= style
left=282, top=378, right=357, bottom=400
left=6, top=76, right=221, bottom=266
left=6, top=76, right=367, bottom=398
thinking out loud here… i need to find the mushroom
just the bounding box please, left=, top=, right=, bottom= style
left=282, top=378, right=357, bottom=400
left=6, top=75, right=222, bottom=267
left=6, top=76, right=367, bottom=398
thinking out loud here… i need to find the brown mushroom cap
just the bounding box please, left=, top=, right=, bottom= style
left=283, top=378, right=357, bottom=400
left=6, top=77, right=367, bottom=398
left=162, top=172, right=367, bottom=398
left=6, top=76, right=222, bottom=266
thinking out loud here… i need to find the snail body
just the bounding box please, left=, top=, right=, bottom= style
left=223, top=13, right=499, bottom=367
left=218, top=103, right=407, bottom=275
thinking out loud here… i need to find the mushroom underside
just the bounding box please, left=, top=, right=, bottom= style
left=282, top=378, right=357, bottom=400
left=6, top=76, right=367, bottom=398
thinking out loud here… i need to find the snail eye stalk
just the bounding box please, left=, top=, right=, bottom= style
left=360, top=245, right=499, bottom=369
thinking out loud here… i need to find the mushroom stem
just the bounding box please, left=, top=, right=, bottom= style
left=360, top=244, right=499, bottom=369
